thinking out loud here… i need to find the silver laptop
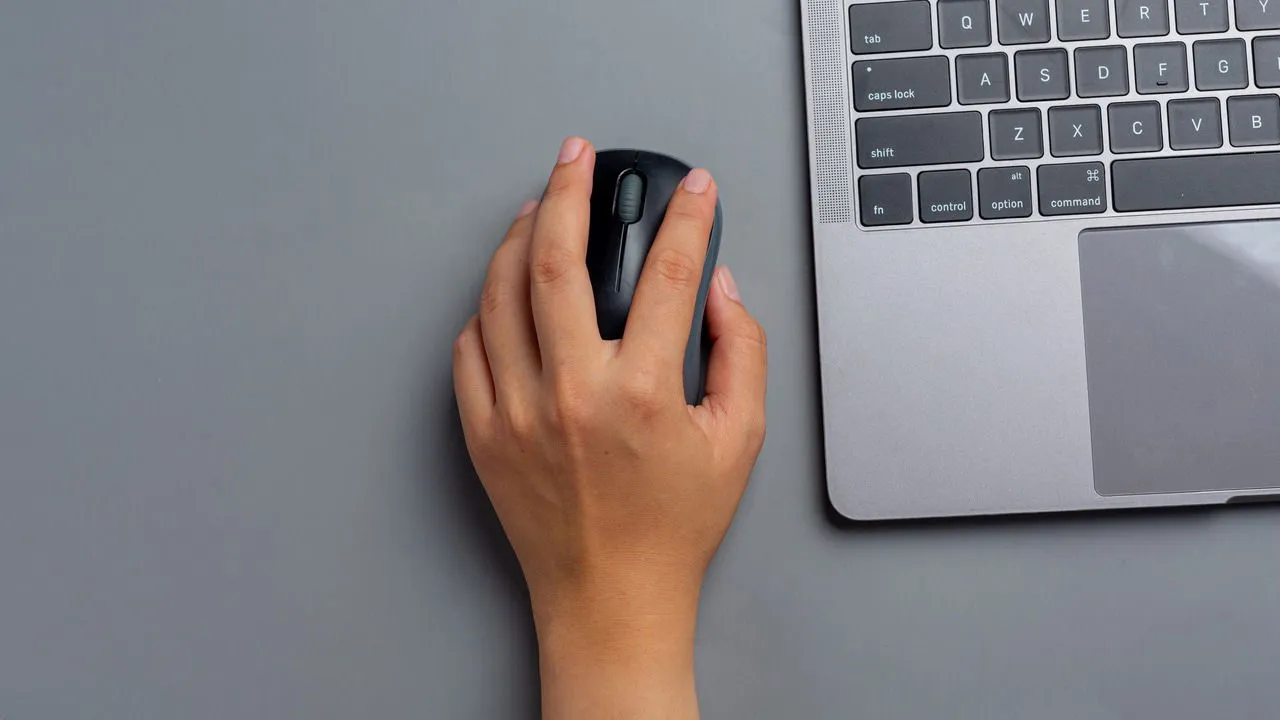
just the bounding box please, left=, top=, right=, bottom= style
left=800, top=0, right=1280, bottom=519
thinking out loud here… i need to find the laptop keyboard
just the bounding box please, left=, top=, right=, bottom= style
left=848, top=0, right=1280, bottom=226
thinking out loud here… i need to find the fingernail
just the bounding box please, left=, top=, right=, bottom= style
left=683, top=168, right=713, bottom=194
left=516, top=199, right=539, bottom=218
left=557, top=137, right=586, bottom=165
left=717, top=266, right=741, bottom=302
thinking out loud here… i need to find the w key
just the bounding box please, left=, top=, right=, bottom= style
left=853, top=57, right=952, bottom=111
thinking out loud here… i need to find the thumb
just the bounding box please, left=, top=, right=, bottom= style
left=698, top=266, right=768, bottom=437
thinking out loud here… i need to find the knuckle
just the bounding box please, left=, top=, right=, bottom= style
left=620, top=370, right=666, bottom=412
left=541, top=168, right=576, bottom=201
left=530, top=245, right=575, bottom=287
left=664, top=198, right=712, bottom=227
left=478, top=279, right=510, bottom=316
left=549, top=374, right=593, bottom=429
left=748, top=413, right=768, bottom=446
left=650, top=247, right=701, bottom=288
left=500, top=403, right=538, bottom=440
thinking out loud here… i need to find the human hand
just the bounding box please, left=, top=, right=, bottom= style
left=452, top=137, right=767, bottom=719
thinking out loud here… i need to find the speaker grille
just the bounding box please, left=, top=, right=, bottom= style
left=807, top=0, right=851, bottom=224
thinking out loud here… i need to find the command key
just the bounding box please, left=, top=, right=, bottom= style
left=1038, top=162, right=1107, bottom=215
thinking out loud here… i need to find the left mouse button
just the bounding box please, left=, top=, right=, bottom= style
left=614, top=172, right=646, bottom=224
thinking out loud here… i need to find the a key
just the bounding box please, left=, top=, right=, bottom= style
left=1193, top=39, right=1248, bottom=90
left=1175, top=0, right=1229, bottom=32
left=1038, top=162, right=1107, bottom=215
left=1058, top=0, right=1111, bottom=39
left=1228, top=94, right=1280, bottom=146
left=1113, top=152, right=1280, bottom=211
left=989, top=108, right=1045, bottom=159
left=855, top=112, right=985, bottom=169
left=1015, top=49, right=1070, bottom=100
left=848, top=1, right=934, bottom=54
left=956, top=54, right=1011, bottom=104
left=1108, top=102, right=1164, bottom=152
left=859, top=173, right=914, bottom=226
left=978, top=166, right=1034, bottom=218
left=996, top=0, right=1052, bottom=44
left=1074, top=46, right=1130, bottom=96
left=1135, top=42, right=1189, bottom=93
left=1235, top=0, right=1280, bottom=31
left=1168, top=97, right=1223, bottom=149
left=1117, top=0, right=1171, bottom=36
left=1048, top=105, right=1104, bottom=156
left=918, top=170, right=974, bottom=223
left=1253, top=37, right=1280, bottom=87
left=939, top=0, right=993, bottom=48
left=852, top=57, right=952, bottom=111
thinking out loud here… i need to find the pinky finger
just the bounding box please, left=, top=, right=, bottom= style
left=453, top=315, right=495, bottom=427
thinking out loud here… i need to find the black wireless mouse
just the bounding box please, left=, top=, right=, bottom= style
left=587, top=149, right=723, bottom=406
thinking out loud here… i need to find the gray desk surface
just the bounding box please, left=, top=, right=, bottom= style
left=2, top=2, right=1279, bottom=718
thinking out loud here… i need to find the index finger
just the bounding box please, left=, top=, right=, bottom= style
left=621, top=168, right=717, bottom=372
left=528, top=137, right=602, bottom=370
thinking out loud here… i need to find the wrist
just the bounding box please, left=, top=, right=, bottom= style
left=531, top=576, right=702, bottom=720
left=532, top=579, right=700, bottom=662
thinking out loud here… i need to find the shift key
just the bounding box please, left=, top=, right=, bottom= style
left=853, top=57, right=952, bottom=111
left=849, top=1, right=934, bottom=54
left=856, top=111, right=985, bottom=168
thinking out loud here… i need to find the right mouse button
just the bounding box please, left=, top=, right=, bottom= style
left=614, top=172, right=646, bottom=224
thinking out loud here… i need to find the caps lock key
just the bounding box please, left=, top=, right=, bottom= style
left=853, top=57, right=952, bottom=111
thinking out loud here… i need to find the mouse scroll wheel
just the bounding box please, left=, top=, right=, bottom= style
left=614, top=172, right=646, bottom=224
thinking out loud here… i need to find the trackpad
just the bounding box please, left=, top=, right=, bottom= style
left=1080, top=221, right=1280, bottom=496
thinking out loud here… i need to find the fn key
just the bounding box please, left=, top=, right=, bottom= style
left=859, top=173, right=913, bottom=226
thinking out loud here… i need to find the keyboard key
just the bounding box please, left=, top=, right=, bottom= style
left=978, top=166, right=1034, bottom=218
left=1117, top=0, right=1171, bottom=36
left=848, top=1, right=933, bottom=54
left=1254, top=37, right=1280, bottom=87
left=989, top=108, right=1045, bottom=159
left=1048, top=105, right=1104, bottom=156
left=852, top=57, right=952, bottom=112
left=855, top=112, right=985, bottom=168
left=1168, top=97, right=1224, bottom=148
left=956, top=54, right=1011, bottom=104
left=1016, top=49, right=1070, bottom=100
left=918, top=170, right=974, bottom=223
left=939, top=0, right=993, bottom=48
left=1228, top=94, right=1280, bottom=146
left=1038, top=162, right=1107, bottom=215
left=997, top=0, right=1052, bottom=43
left=1194, top=39, right=1248, bottom=90
left=1109, top=102, right=1164, bottom=152
left=1235, top=0, right=1280, bottom=30
left=1113, top=153, right=1280, bottom=211
left=1135, top=42, right=1189, bottom=93
left=859, top=173, right=914, bottom=226
left=1058, top=0, right=1111, bottom=39
left=1175, top=0, right=1229, bottom=32
left=1074, top=46, right=1130, bottom=96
